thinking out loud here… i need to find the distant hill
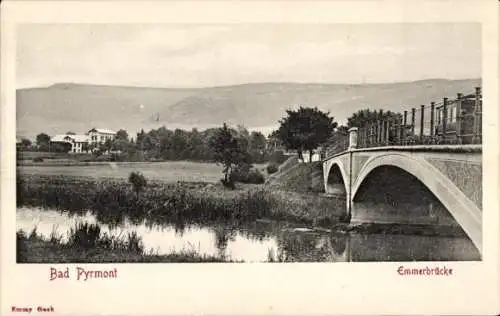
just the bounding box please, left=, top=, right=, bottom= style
left=16, top=79, right=481, bottom=139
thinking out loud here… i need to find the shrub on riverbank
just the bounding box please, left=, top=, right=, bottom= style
left=128, top=171, right=147, bottom=198
left=231, top=164, right=265, bottom=184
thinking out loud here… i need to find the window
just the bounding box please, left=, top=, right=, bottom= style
left=450, top=106, right=456, bottom=123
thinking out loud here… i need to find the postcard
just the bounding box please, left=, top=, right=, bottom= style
left=1, top=0, right=499, bottom=315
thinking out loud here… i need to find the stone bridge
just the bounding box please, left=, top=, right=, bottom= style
left=323, top=129, right=482, bottom=253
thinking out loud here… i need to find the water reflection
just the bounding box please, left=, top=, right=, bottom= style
left=271, top=231, right=349, bottom=262
left=16, top=207, right=481, bottom=262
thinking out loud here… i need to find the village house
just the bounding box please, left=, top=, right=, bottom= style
left=50, top=128, right=117, bottom=154
left=50, top=134, right=89, bottom=154
left=87, top=128, right=116, bottom=145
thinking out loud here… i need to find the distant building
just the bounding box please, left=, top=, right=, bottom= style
left=49, top=128, right=117, bottom=154
left=51, top=134, right=89, bottom=154
left=87, top=128, right=116, bottom=145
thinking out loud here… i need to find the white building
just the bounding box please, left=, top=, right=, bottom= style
left=87, top=128, right=116, bottom=145
left=50, top=128, right=117, bottom=154
left=51, top=134, right=89, bottom=154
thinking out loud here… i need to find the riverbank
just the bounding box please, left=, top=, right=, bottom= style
left=17, top=173, right=346, bottom=228
left=17, top=227, right=237, bottom=263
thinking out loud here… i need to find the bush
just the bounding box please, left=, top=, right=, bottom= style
left=268, top=150, right=288, bottom=164
left=232, top=164, right=265, bottom=184
left=128, top=172, right=147, bottom=197
left=245, top=169, right=265, bottom=184
left=266, top=163, right=279, bottom=174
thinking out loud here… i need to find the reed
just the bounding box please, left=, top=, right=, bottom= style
left=17, top=174, right=345, bottom=228
left=16, top=226, right=236, bottom=263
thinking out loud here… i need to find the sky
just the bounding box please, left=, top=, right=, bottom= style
left=16, top=23, right=481, bottom=89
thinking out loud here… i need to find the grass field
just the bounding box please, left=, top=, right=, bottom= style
left=18, top=161, right=269, bottom=183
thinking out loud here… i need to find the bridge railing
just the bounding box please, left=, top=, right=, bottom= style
left=324, top=86, right=482, bottom=157
left=357, top=87, right=482, bottom=148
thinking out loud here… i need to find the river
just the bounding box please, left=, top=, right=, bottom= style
left=16, top=207, right=481, bottom=262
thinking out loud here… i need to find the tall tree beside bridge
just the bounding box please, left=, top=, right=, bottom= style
left=346, top=109, right=403, bottom=144
left=347, top=109, right=401, bottom=129
left=277, top=106, right=337, bottom=162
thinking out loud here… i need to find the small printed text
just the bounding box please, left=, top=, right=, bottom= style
left=397, top=265, right=453, bottom=276
left=11, top=306, right=54, bottom=313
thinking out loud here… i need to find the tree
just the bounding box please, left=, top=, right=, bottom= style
left=171, top=129, right=188, bottom=159
left=36, top=133, right=51, bottom=151
left=209, top=123, right=250, bottom=188
left=336, top=125, right=349, bottom=135
left=277, top=106, right=337, bottom=162
left=267, top=129, right=282, bottom=152
left=66, top=131, right=76, bottom=135
left=249, top=131, right=266, bottom=152
left=128, top=171, right=147, bottom=198
left=346, top=109, right=402, bottom=144
left=20, top=138, right=31, bottom=149
left=249, top=131, right=267, bottom=162
left=51, top=142, right=71, bottom=153
left=100, top=138, right=113, bottom=154
left=111, top=139, right=130, bottom=153
left=347, top=109, right=400, bottom=129
left=136, top=129, right=146, bottom=155
left=116, top=129, right=129, bottom=141
left=187, top=128, right=204, bottom=160
left=82, top=142, right=90, bottom=153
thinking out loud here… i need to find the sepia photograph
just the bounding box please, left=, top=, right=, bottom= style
left=1, top=1, right=499, bottom=315
left=15, top=22, right=483, bottom=263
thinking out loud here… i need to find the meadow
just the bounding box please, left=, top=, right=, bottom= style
left=18, top=161, right=267, bottom=183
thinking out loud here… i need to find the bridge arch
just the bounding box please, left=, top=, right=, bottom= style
left=325, top=160, right=349, bottom=196
left=351, top=152, right=482, bottom=251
